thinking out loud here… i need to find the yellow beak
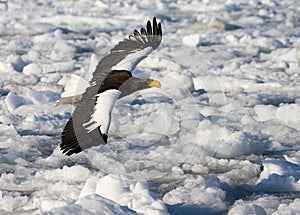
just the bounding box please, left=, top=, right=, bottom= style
left=149, top=80, right=161, bottom=88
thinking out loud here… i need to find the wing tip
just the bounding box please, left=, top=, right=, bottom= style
left=158, top=22, right=162, bottom=36
left=151, top=16, right=162, bottom=49
left=153, top=17, right=158, bottom=28
left=133, top=17, right=162, bottom=49
left=111, top=17, right=162, bottom=53
left=101, top=132, right=108, bottom=143
left=60, top=117, right=83, bottom=156
left=60, top=116, right=109, bottom=156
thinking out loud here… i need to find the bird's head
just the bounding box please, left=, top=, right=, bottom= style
left=130, top=78, right=161, bottom=90
left=118, top=77, right=161, bottom=98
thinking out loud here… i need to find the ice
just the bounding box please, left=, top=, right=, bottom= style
left=78, top=175, right=169, bottom=215
left=182, top=34, right=200, bottom=47
left=0, top=61, right=16, bottom=75
left=191, top=164, right=209, bottom=174
left=196, top=122, right=264, bottom=158
left=35, top=165, right=91, bottom=184
left=284, top=154, right=300, bottom=165
left=228, top=203, right=266, bottom=215
left=4, top=92, right=32, bottom=112
left=79, top=175, right=102, bottom=199
left=273, top=199, right=300, bottom=215
left=1, top=0, right=300, bottom=214
left=95, top=175, right=129, bottom=200
left=40, top=199, right=69, bottom=212
left=163, top=176, right=226, bottom=213
left=40, top=194, right=138, bottom=215
left=276, top=104, right=300, bottom=130
left=228, top=196, right=300, bottom=215
left=6, top=55, right=27, bottom=72
left=0, top=190, right=29, bottom=212
left=254, top=105, right=277, bottom=122
left=23, top=63, right=43, bottom=76
left=255, top=158, right=300, bottom=192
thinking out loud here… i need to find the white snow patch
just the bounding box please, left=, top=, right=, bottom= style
left=196, top=121, right=264, bottom=158
left=228, top=203, right=266, bottom=215
left=23, top=63, right=42, bottom=75
left=276, top=103, right=300, bottom=130
left=182, top=34, right=200, bottom=47
left=256, top=158, right=300, bottom=191
left=4, top=92, right=32, bottom=112
left=1, top=1, right=300, bottom=214
left=79, top=175, right=169, bottom=215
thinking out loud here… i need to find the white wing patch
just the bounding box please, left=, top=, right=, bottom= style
left=111, top=47, right=153, bottom=71
left=83, top=89, right=121, bottom=134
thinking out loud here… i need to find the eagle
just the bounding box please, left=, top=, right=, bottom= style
left=60, top=17, right=162, bottom=156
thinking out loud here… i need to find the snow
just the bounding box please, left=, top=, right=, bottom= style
left=182, top=34, right=200, bottom=47
left=1, top=0, right=300, bottom=214
left=4, top=92, right=32, bottom=112
left=93, top=175, right=169, bottom=215
left=41, top=194, right=138, bottom=215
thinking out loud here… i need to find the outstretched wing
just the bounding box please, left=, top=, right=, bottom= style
left=60, top=17, right=162, bottom=155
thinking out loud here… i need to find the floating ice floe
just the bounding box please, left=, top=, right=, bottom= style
left=1, top=0, right=300, bottom=214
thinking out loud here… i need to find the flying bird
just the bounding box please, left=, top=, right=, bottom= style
left=60, top=17, right=162, bottom=156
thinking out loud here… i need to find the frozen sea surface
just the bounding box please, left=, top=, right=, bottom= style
left=0, top=0, right=300, bottom=214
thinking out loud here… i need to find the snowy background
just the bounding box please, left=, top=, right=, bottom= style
left=0, top=0, right=300, bottom=214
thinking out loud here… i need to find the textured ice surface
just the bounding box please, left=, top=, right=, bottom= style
left=1, top=0, right=300, bottom=214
